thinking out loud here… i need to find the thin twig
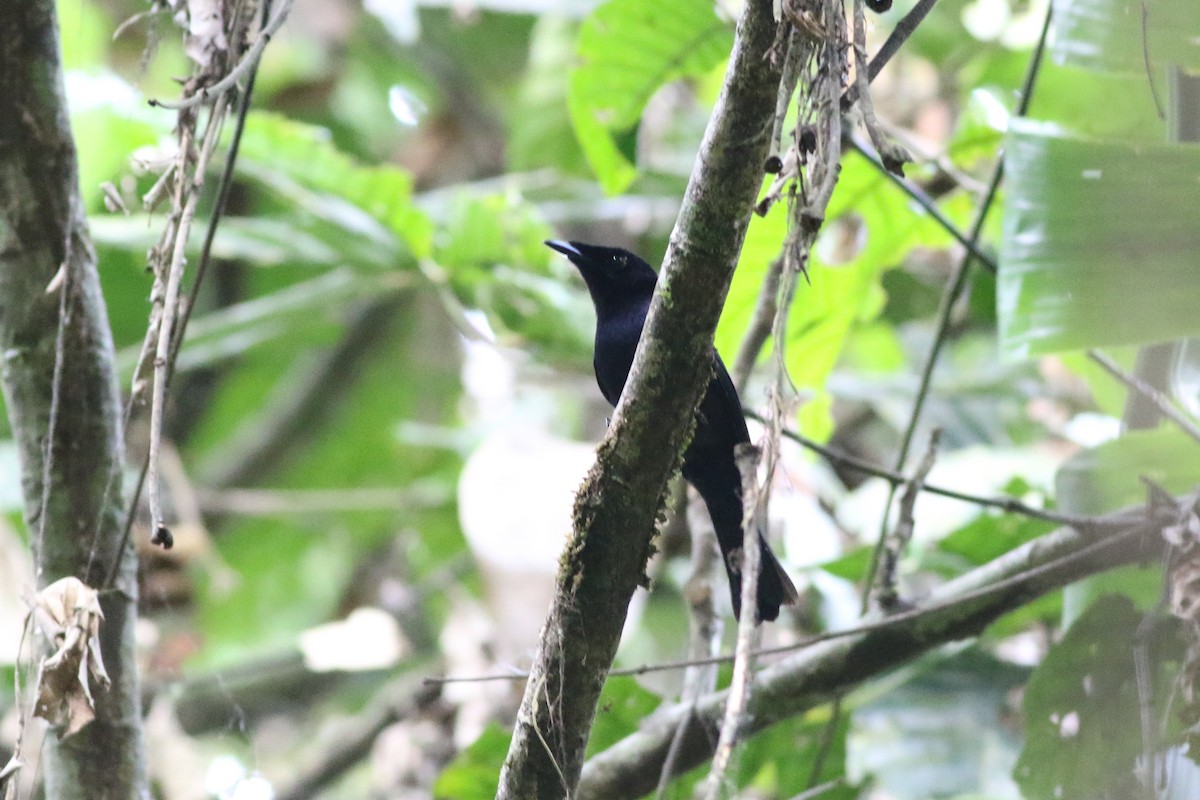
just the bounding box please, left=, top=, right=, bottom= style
left=423, top=508, right=1153, bottom=686
left=1139, top=0, right=1167, bottom=120
left=744, top=409, right=1096, bottom=528
left=731, top=255, right=785, bottom=390
left=845, top=135, right=999, bottom=272
left=875, top=428, right=941, bottom=610
left=148, top=0, right=293, bottom=111
left=168, top=3, right=269, bottom=371
left=850, top=0, right=910, bottom=176
left=1089, top=349, right=1200, bottom=445
left=146, top=98, right=231, bottom=548
left=118, top=0, right=275, bottom=561
left=861, top=2, right=1055, bottom=611
left=787, top=778, right=844, bottom=800
left=767, top=28, right=803, bottom=168
left=35, top=238, right=73, bottom=577
left=654, top=705, right=697, bottom=800
left=701, top=445, right=765, bottom=798
left=840, top=0, right=941, bottom=110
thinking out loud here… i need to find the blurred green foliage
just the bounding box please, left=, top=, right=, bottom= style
left=0, top=0, right=1189, bottom=796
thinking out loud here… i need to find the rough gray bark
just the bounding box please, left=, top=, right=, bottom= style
left=576, top=505, right=1164, bottom=799
left=0, top=2, right=145, bottom=797
left=495, top=1, right=783, bottom=797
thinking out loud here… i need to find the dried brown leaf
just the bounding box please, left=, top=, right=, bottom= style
left=183, top=0, right=228, bottom=70
left=27, top=577, right=110, bottom=738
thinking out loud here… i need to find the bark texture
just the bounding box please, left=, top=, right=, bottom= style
left=0, top=2, right=145, bottom=797
left=495, top=1, right=783, bottom=797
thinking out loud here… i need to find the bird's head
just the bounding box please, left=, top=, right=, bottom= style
left=546, top=240, right=658, bottom=314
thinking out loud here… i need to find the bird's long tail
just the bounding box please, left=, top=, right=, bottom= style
left=692, top=476, right=799, bottom=622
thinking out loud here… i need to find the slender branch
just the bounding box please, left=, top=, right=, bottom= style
left=168, top=1, right=269, bottom=373
left=148, top=0, right=293, bottom=110
left=862, top=2, right=1055, bottom=608
left=146, top=95, right=231, bottom=546
left=653, top=490, right=723, bottom=799
left=875, top=428, right=941, bottom=610
left=1090, top=349, right=1200, bottom=445
left=732, top=254, right=784, bottom=390
left=840, top=0, right=941, bottom=110
left=106, top=0, right=270, bottom=578
left=845, top=135, right=999, bottom=272
left=742, top=409, right=1093, bottom=528
left=850, top=0, right=910, bottom=176
left=34, top=248, right=72, bottom=573
left=767, top=28, right=803, bottom=167
left=424, top=500, right=1129, bottom=689
left=701, top=446, right=765, bottom=798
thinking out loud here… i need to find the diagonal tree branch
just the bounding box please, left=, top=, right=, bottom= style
left=495, top=1, right=785, bottom=797
left=577, top=501, right=1169, bottom=799
left=0, top=2, right=145, bottom=797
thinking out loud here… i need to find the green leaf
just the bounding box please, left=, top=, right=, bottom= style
left=1056, top=428, right=1200, bottom=514
left=1013, top=595, right=1180, bottom=799
left=851, top=649, right=1028, bottom=799
left=434, top=723, right=511, bottom=800
left=568, top=0, right=733, bottom=193
left=999, top=120, right=1200, bottom=358
left=1028, top=63, right=1166, bottom=141
left=586, top=677, right=663, bottom=756
left=91, top=214, right=400, bottom=273
left=1052, top=0, right=1200, bottom=73
left=819, top=545, right=873, bottom=582
left=938, top=512, right=1055, bottom=570
left=658, top=707, right=857, bottom=799
left=237, top=112, right=433, bottom=258
left=509, top=17, right=589, bottom=175
left=721, top=151, right=950, bottom=440
left=432, top=192, right=595, bottom=361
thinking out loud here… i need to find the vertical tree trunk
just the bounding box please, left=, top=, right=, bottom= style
left=495, top=1, right=783, bottom=796
left=0, top=2, right=146, bottom=797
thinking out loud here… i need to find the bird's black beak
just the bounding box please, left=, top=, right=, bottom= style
left=546, top=239, right=582, bottom=259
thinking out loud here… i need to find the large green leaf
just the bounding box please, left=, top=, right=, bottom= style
left=1013, top=594, right=1182, bottom=799
left=1052, top=0, right=1200, bottom=73
left=237, top=112, right=433, bottom=258
left=999, top=120, right=1200, bottom=358
left=849, top=649, right=1028, bottom=799
left=1056, top=427, right=1200, bottom=514
left=720, top=151, right=954, bottom=440
left=568, top=0, right=733, bottom=193
left=509, top=16, right=589, bottom=175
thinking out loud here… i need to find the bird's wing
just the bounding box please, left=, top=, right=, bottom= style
left=708, top=352, right=751, bottom=443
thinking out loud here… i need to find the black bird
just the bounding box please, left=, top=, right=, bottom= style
left=548, top=240, right=799, bottom=622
